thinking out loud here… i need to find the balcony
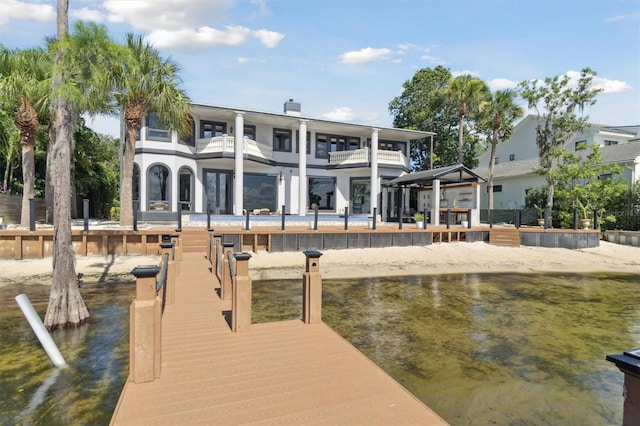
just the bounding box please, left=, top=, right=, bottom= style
left=328, top=148, right=409, bottom=169
left=196, top=135, right=273, bottom=160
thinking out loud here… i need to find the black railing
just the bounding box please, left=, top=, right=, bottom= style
left=216, top=240, right=222, bottom=279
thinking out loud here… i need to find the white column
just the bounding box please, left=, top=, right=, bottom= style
left=298, top=120, right=307, bottom=216
left=370, top=128, right=379, bottom=215
left=432, top=179, right=440, bottom=226
left=473, top=183, right=481, bottom=226
left=234, top=112, right=244, bottom=215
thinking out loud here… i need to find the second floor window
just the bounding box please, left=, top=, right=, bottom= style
left=243, top=124, right=256, bottom=140
left=146, top=112, right=170, bottom=141
left=200, top=121, right=226, bottom=138
left=273, top=128, right=292, bottom=152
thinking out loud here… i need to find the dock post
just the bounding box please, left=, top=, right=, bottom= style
left=344, top=207, right=349, bottom=231
left=232, top=252, right=252, bottom=332
left=160, top=242, right=175, bottom=305
left=221, top=242, right=235, bottom=300
left=213, top=234, right=222, bottom=279
left=302, top=250, right=323, bottom=324
left=606, top=348, right=640, bottom=425
left=130, top=265, right=160, bottom=383
left=170, top=232, right=182, bottom=275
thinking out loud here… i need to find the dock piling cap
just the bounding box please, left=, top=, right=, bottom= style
left=303, top=250, right=323, bottom=259
left=131, top=265, right=160, bottom=278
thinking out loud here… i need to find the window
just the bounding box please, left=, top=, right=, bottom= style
left=146, top=112, right=170, bottom=141
left=273, top=128, right=292, bottom=152
left=350, top=178, right=370, bottom=214
left=487, top=185, right=502, bottom=193
left=295, top=130, right=311, bottom=154
left=133, top=164, right=140, bottom=208
left=243, top=124, right=256, bottom=140
left=495, top=157, right=500, bottom=165
left=575, top=140, right=587, bottom=151
left=375, top=140, right=407, bottom=155
left=316, top=134, right=328, bottom=158
left=148, top=164, right=171, bottom=210
left=308, top=177, right=336, bottom=211
left=244, top=174, right=277, bottom=212
left=200, top=121, right=226, bottom=138
left=179, top=168, right=193, bottom=211
left=598, top=173, right=613, bottom=180
left=509, top=154, right=515, bottom=161
left=179, top=115, right=195, bottom=147
left=604, top=140, right=618, bottom=146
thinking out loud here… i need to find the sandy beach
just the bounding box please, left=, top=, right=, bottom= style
left=0, top=240, right=637, bottom=286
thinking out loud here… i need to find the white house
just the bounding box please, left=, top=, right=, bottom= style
left=474, top=115, right=640, bottom=210
left=124, top=100, right=434, bottom=221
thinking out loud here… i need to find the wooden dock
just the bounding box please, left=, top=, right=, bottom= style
left=111, top=250, right=447, bottom=425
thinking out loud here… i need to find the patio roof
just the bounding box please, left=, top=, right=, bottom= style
left=384, top=164, right=486, bottom=188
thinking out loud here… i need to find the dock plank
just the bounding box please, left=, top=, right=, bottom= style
left=111, top=251, right=447, bottom=425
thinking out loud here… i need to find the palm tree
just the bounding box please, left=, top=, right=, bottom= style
left=44, top=15, right=116, bottom=329
left=478, top=89, right=524, bottom=210
left=0, top=108, right=20, bottom=192
left=445, top=75, right=489, bottom=165
left=114, top=34, right=191, bottom=227
left=0, top=47, right=51, bottom=227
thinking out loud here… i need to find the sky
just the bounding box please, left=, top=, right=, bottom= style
left=0, top=0, right=639, bottom=137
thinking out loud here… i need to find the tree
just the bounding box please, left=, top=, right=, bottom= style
left=444, top=74, right=490, bottom=165
left=389, top=66, right=482, bottom=170
left=0, top=108, right=20, bottom=193
left=0, top=47, right=51, bottom=227
left=518, top=68, right=601, bottom=222
left=114, top=34, right=191, bottom=227
left=477, top=89, right=524, bottom=210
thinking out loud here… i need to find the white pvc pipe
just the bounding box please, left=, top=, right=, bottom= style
left=15, top=294, right=67, bottom=368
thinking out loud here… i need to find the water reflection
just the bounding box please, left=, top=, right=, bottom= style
left=0, top=282, right=134, bottom=425
left=0, top=273, right=636, bottom=425
left=253, top=273, right=639, bottom=425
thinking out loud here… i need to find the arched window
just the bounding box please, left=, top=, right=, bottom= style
left=178, top=167, right=194, bottom=211
left=148, top=164, right=171, bottom=210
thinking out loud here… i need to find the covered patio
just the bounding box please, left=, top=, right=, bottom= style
left=384, top=164, right=486, bottom=226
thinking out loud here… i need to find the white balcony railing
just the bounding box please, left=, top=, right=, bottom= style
left=196, top=135, right=273, bottom=160
left=328, top=148, right=409, bottom=168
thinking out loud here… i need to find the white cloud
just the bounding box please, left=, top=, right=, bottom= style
left=71, top=7, right=105, bottom=22
left=487, top=78, right=518, bottom=92
left=103, top=0, right=235, bottom=31
left=452, top=70, right=480, bottom=78
left=421, top=55, right=445, bottom=65
left=238, top=57, right=256, bottom=63
left=604, top=12, right=640, bottom=23
left=250, top=0, right=271, bottom=19
left=0, top=0, right=55, bottom=28
left=322, top=107, right=356, bottom=121
left=566, top=70, right=632, bottom=94
left=340, top=47, right=392, bottom=65
left=253, top=29, right=285, bottom=48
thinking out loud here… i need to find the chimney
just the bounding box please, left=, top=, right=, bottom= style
left=284, top=99, right=301, bottom=116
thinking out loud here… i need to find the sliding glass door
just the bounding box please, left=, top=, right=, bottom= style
left=204, top=169, right=232, bottom=214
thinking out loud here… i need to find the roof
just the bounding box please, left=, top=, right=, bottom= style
left=189, top=102, right=436, bottom=142
left=473, top=140, right=640, bottom=179
left=384, top=164, right=486, bottom=188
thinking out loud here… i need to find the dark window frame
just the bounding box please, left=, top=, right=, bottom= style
left=273, top=128, right=292, bottom=152
left=200, top=120, right=227, bottom=139
left=146, top=112, right=171, bottom=142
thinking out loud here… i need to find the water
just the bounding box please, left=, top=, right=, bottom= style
left=1, top=273, right=637, bottom=425
left=0, top=282, right=134, bottom=425
left=253, top=273, right=640, bottom=425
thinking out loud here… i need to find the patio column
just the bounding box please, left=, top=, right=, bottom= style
left=298, top=120, right=307, bottom=216
left=370, top=128, right=379, bottom=216
left=234, top=112, right=244, bottom=215
left=473, top=183, right=481, bottom=226
left=432, top=179, right=440, bottom=226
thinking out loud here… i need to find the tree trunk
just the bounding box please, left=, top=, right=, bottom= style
left=457, top=112, right=465, bottom=165
left=20, top=141, right=34, bottom=227
left=119, top=123, right=136, bottom=227
left=44, top=0, right=90, bottom=330
left=45, top=120, right=55, bottom=223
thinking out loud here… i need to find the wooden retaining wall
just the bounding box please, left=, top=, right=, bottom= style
left=0, top=228, right=173, bottom=260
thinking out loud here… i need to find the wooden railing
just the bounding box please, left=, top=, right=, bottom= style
left=129, top=241, right=176, bottom=384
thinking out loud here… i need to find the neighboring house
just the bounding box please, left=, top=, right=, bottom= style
left=473, top=115, right=640, bottom=210
left=125, top=100, right=434, bottom=221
